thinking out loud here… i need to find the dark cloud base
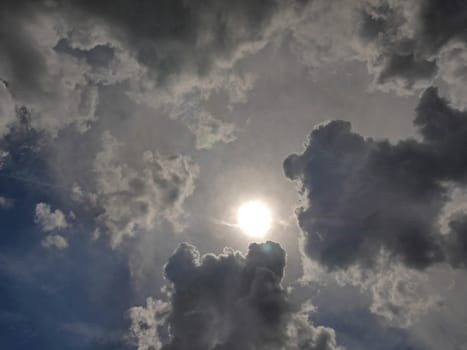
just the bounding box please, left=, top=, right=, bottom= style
left=284, top=87, right=467, bottom=272
left=146, top=241, right=340, bottom=350
left=0, top=0, right=306, bottom=98
left=358, top=0, right=467, bottom=92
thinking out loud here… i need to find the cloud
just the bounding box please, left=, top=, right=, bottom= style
left=73, top=132, right=199, bottom=247
left=330, top=254, right=444, bottom=327
left=444, top=214, right=467, bottom=268
left=190, top=112, right=237, bottom=150
left=0, top=196, right=14, bottom=209
left=64, top=0, right=300, bottom=81
left=129, top=241, right=342, bottom=350
left=128, top=298, right=170, bottom=350
left=0, top=6, right=100, bottom=135
left=177, top=109, right=237, bottom=150
left=290, top=0, right=467, bottom=102
left=34, top=202, right=68, bottom=232
left=366, top=264, right=441, bottom=327
left=0, top=0, right=309, bottom=146
left=0, top=83, right=16, bottom=136
left=284, top=87, right=467, bottom=272
left=286, top=307, right=341, bottom=350
left=41, top=234, right=68, bottom=249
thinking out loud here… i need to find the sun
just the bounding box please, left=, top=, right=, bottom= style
left=237, top=200, right=272, bottom=238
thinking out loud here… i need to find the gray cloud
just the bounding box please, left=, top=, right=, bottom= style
left=41, top=234, right=69, bottom=249
left=291, top=0, right=467, bottom=102
left=445, top=214, right=467, bottom=268
left=284, top=87, right=467, bottom=272
left=34, top=202, right=68, bottom=232
left=4, top=0, right=467, bottom=142
left=0, top=83, right=16, bottom=136
left=128, top=298, right=170, bottom=350
left=0, top=196, right=13, bottom=209
left=73, top=132, right=199, bottom=247
left=65, top=0, right=286, bottom=77
left=172, top=104, right=237, bottom=150
left=132, top=241, right=342, bottom=350
left=0, top=0, right=308, bottom=145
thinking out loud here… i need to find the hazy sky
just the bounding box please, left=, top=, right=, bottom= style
left=1, top=1, right=467, bottom=349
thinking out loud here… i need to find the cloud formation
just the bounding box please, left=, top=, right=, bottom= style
left=34, top=202, right=68, bottom=232
left=0, top=3, right=100, bottom=135
left=292, top=0, right=467, bottom=103
left=41, top=234, right=68, bottom=249
left=73, top=132, right=199, bottom=247
left=0, top=0, right=308, bottom=145
left=284, top=87, right=467, bottom=272
left=128, top=298, right=170, bottom=350
left=129, top=241, right=341, bottom=350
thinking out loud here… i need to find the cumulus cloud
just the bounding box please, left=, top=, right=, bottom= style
left=34, top=202, right=68, bottom=232
left=41, top=234, right=68, bottom=249
left=128, top=298, right=170, bottom=350
left=290, top=0, right=467, bottom=102
left=284, top=87, right=467, bottom=272
left=129, top=241, right=342, bottom=350
left=73, top=132, right=199, bottom=247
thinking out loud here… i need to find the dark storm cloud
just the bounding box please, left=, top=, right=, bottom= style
left=358, top=0, right=467, bottom=93
left=291, top=0, right=467, bottom=101
left=0, top=0, right=306, bottom=99
left=129, top=241, right=341, bottom=350
left=163, top=241, right=287, bottom=350
left=445, top=214, right=467, bottom=268
left=284, top=87, right=467, bottom=271
left=66, top=0, right=288, bottom=79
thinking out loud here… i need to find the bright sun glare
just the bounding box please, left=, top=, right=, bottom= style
left=237, top=200, right=272, bottom=238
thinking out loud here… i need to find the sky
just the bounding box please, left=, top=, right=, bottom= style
left=1, top=0, right=467, bottom=349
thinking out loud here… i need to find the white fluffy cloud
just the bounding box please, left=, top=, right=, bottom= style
left=34, top=202, right=68, bottom=232
left=41, top=234, right=69, bottom=249
left=128, top=298, right=170, bottom=350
